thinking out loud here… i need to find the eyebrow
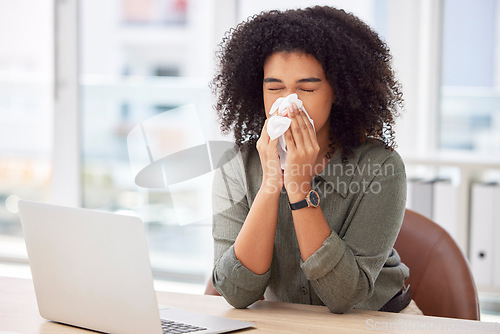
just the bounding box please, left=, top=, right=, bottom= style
left=263, top=77, right=322, bottom=83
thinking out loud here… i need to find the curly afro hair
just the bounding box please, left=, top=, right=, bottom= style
left=211, top=6, right=404, bottom=162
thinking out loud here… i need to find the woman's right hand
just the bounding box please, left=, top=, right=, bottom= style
left=256, top=118, right=283, bottom=195
left=233, top=118, right=282, bottom=275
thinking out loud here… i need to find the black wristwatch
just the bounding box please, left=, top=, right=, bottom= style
left=289, top=190, right=320, bottom=210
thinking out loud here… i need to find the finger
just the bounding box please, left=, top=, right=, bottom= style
left=294, top=108, right=320, bottom=158
left=288, top=106, right=306, bottom=149
left=297, top=106, right=317, bottom=140
left=257, top=120, right=272, bottom=155
left=294, top=105, right=316, bottom=143
left=259, top=118, right=270, bottom=141
left=284, top=127, right=295, bottom=152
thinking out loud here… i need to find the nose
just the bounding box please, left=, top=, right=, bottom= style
left=281, top=89, right=295, bottom=98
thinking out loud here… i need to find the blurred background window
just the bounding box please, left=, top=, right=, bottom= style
left=440, top=0, right=500, bottom=153
left=80, top=0, right=222, bottom=288
left=78, top=0, right=391, bottom=290
left=0, top=0, right=53, bottom=265
left=0, top=0, right=499, bottom=298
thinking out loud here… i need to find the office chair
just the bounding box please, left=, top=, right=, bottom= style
left=206, top=209, right=481, bottom=320
left=204, top=278, right=219, bottom=296
left=394, top=209, right=480, bottom=320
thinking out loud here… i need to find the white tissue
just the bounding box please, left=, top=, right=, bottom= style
left=266, top=94, right=315, bottom=169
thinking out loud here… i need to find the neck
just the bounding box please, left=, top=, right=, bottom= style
left=316, top=124, right=331, bottom=157
left=314, top=125, right=332, bottom=172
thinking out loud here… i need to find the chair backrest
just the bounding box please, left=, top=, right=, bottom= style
left=394, top=209, right=480, bottom=320
left=204, top=278, right=219, bottom=296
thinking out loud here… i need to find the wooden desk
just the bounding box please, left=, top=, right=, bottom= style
left=1, top=276, right=499, bottom=333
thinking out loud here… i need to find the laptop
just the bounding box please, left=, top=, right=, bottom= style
left=18, top=200, right=254, bottom=334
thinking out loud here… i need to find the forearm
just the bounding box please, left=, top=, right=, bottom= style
left=300, top=232, right=373, bottom=313
left=291, top=205, right=331, bottom=261
left=234, top=185, right=280, bottom=274
left=211, top=183, right=275, bottom=308
left=212, top=245, right=270, bottom=308
left=300, top=171, right=408, bottom=313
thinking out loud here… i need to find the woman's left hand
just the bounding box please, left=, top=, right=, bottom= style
left=283, top=103, right=320, bottom=202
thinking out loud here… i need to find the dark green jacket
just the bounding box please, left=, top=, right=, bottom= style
left=211, top=139, right=409, bottom=313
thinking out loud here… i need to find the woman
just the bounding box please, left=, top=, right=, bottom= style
left=210, top=6, right=421, bottom=314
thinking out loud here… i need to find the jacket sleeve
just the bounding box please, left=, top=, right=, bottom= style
left=300, top=154, right=407, bottom=313
left=210, top=150, right=271, bottom=308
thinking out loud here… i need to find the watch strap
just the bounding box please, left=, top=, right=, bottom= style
left=289, top=199, right=309, bottom=210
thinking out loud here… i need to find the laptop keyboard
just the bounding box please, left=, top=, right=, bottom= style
left=161, top=319, right=207, bottom=333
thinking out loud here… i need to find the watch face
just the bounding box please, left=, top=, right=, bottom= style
left=308, top=190, right=319, bottom=207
